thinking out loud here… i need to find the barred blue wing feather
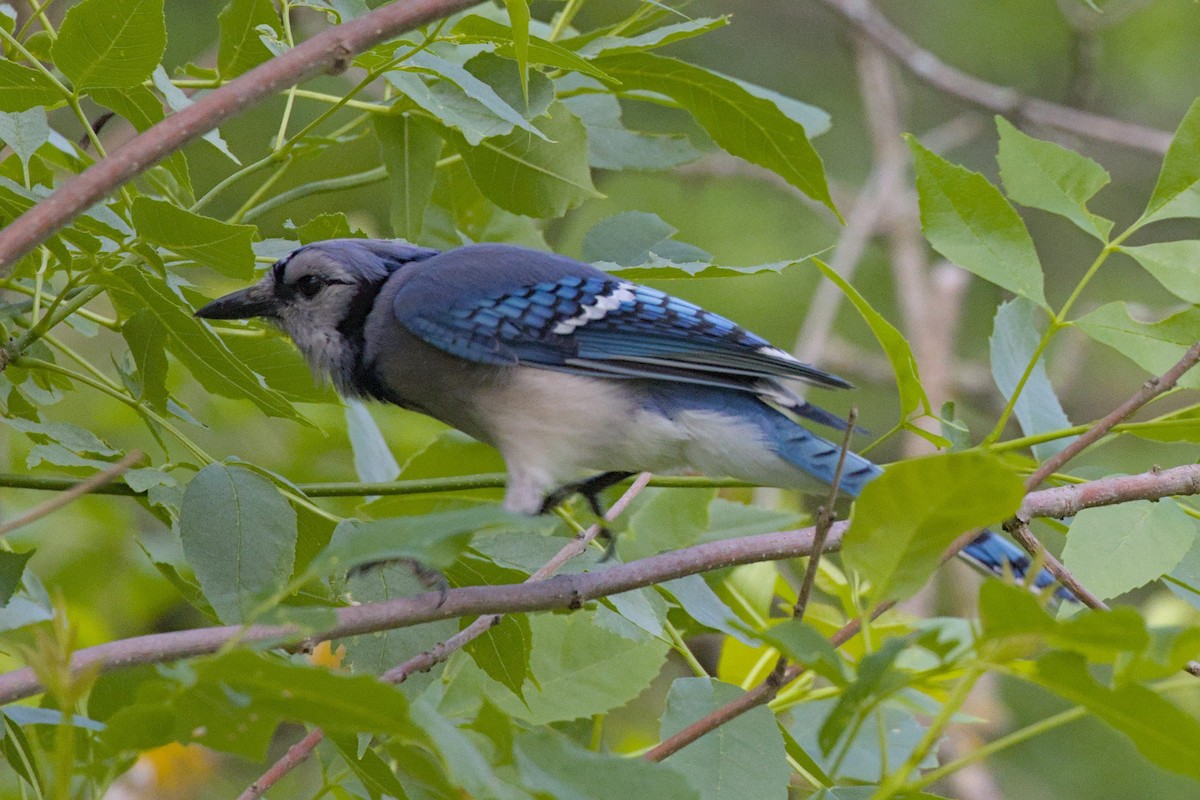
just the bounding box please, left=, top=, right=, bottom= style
left=402, top=274, right=852, bottom=392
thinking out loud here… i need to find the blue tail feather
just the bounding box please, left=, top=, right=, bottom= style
left=760, top=402, right=1073, bottom=601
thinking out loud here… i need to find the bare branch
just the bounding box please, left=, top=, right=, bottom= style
left=814, top=0, right=1173, bottom=154
left=0, top=0, right=481, bottom=272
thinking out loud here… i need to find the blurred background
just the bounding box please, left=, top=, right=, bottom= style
left=3, top=0, right=1200, bottom=797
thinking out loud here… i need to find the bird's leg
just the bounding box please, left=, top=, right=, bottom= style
left=540, top=471, right=636, bottom=559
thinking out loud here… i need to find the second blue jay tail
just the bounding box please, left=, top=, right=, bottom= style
left=195, top=238, right=1066, bottom=598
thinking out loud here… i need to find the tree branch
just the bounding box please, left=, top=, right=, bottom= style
left=0, top=0, right=482, bottom=272
left=814, top=0, right=1173, bottom=154
left=3, top=463, right=1197, bottom=705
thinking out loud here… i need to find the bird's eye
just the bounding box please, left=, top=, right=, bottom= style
left=295, top=274, right=323, bottom=298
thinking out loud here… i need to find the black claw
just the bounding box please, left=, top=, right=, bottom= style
left=540, top=471, right=636, bottom=559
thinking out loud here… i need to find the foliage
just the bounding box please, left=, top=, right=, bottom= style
left=0, top=1, right=1199, bottom=799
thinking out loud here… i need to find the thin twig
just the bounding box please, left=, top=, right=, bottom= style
left=238, top=473, right=652, bottom=800
left=0, top=451, right=142, bottom=538
left=814, top=0, right=1172, bottom=153
left=0, top=0, right=481, bottom=272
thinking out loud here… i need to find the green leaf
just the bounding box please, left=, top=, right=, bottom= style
left=0, top=550, right=33, bottom=606
left=595, top=52, right=835, bottom=216
left=1031, top=651, right=1200, bottom=781
left=464, top=613, right=533, bottom=702
left=515, top=730, right=698, bottom=800
left=1144, top=98, right=1200, bottom=223
left=217, top=0, right=282, bottom=78
left=817, top=637, right=910, bottom=755
left=661, top=574, right=754, bottom=645
left=502, top=0, right=530, bottom=102
left=89, top=85, right=192, bottom=198
left=329, top=733, right=411, bottom=800
left=559, top=78, right=702, bottom=171
left=121, top=309, right=170, bottom=412
left=621, top=485, right=713, bottom=561
left=390, top=51, right=547, bottom=145
left=989, top=298, right=1075, bottom=461
left=459, top=606, right=669, bottom=724
left=1062, top=500, right=1196, bottom=600
left=52, top=0, right=166, bottom=90
left=110, top=265, right=308, bottom=421
left=2, top=416, right=121, bottom=457
left=307, top=506, right=522, bottom=579
left=760, top=620, right=848, bottom=685
left=812, top=259, right=929, bottom=417
left=288, top=211, right=366, bottom=243
left=583, top=211, right=710, bottom=266
left=1074, top=302, right=1200, bottom=389
left=192, top=649, right=416, bottom=736
left=453, top=16, right=612, bottom=83
left=996, top=116, right=1112, bottom=240
left=375, top=113, right=442, bottom=242
left=659, top=678, right=789, bottom=800
left=0, top=108, right=48, bottom=165
left=0, top=61, right=62, bottom=111
left=574, top=16, right=729, bottom=57
left=457, top=101, right=599, bottom=218
left=179, top=463, right=297, bottom=623
left=908, top=136, right=1046, bottom=307
left=1120, top=241, right=1200, bottom=304
left=842, top=451, right=1025, bottom=604
left=132, top=197, right=256, bottom=279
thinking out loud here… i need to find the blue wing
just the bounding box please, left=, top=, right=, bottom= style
left=403, top=273, right=849, bottom=387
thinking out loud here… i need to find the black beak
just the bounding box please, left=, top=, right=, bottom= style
left=194, top=285, right=278, bottom=320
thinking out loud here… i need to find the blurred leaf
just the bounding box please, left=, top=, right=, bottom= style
left=1120, top=241, right=1200, bottom=304
left=909, top=136, right=1046, bottom=307
left=660, top=574, right=754, bottom=645
left=179, top=463, right=297, bottom=623
left=151, top=67, right=240, bottom=164
left=3, top=416, right=121, bottom=457
left=1144, top=98, right=1200, bottom=224
left=817, top=636, right=912, bottom=755
left=288, top=211, right=366, bottom=243
left=1, top=715, right=43, bottom=792
left=52, top=0, right=165, bottom=90
left=812, top=259, right=929, bottom=417
left=344, top=401, right=400, bottom=486
left=110, top=264, right=308, bottom=421
left=0, top=108, right=48, bottom=165
left=307, top=506, right=523, bottom=578
left=132, top=197, right=256, bottom=279
left=583, top=211, right=711, bottom=266
left=0, top=550, right=33, bottom=605
left=622, top=485, right=713, bottom=561
left=596, top=52, right=835, bottom=215
left=996, top=116, right=1112, bottom=240
left=409, top=700, right=524, bottom=800
left=89, top=85, right=192, bottom=197
left=1030, top=651, right=1200, bottom=781
left=574, top=16, right=729, bottom=57
left=454, top=16, right=612, bottom=82
left=457, top=101, right=598, bottom=217
left=990, top=298, right=1075, bottom=460
left=1062, top=500, right=1196, bottom=600
left=660, top=678, right=789, bottom=800
left=217, top=0, right=281, bottom=78
left=375, top=113, right=442, bottom=242
left=465, top=613, right=532, bottom=702
left=1074, top=302, right=1200, bottom=389
left=0, top=61, right=62, bottom=111
left=515, top=730, right=697, bottom=800
left=842, top=451, right=1025, bottom=604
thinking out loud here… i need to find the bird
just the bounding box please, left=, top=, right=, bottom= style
left=195, top=238, right=1064, bottom=596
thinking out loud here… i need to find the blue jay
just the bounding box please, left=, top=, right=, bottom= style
left=195, top=239, right=1061, bottom=594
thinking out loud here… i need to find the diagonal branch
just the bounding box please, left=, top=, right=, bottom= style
left=0, top=0, right=481, bottom=273
left=814, top=0, right=1172, bottom=154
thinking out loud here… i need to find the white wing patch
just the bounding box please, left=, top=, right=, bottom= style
left=552, top=283, right=637, bottom=335
left=757, top=345, right=801, bottom=364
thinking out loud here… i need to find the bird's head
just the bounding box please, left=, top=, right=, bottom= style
left=195, top=238, right=438, bottom=392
